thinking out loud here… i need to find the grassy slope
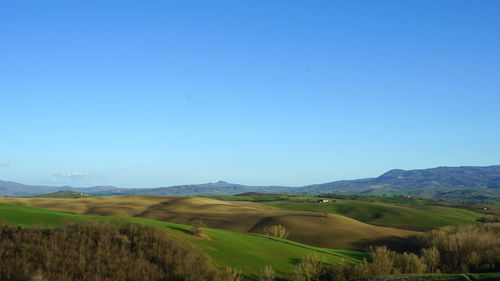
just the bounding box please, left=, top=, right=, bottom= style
left=0, top=196, right=415, bottom=250
left=0, top=203, right=364, bottom=278
left=2, top=203, right=498, bottom=280
left=207, top=195, right=484, bottom=231
left=263, top=200, right=483, bottom=231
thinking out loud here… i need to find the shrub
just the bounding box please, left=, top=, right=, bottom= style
left=316, top=223, right=500, bottom=280
left=191, top=219, right=205, bottom=236
left=416, top=223, right=500, bottom=273
left=420, top=246, right=440, bottom=273
left=262, top=225, right=289, bottom=239
left=221, top=267, right=242, bottom=281
left=259, top=265, right=275, bottom=281
left=395, top=252, right=427, bottom=274
left=365, top=246, right=399, bottom=276
left=290, top=255, right=327, bottom=281
left=477, top=216, right=500, bottom=223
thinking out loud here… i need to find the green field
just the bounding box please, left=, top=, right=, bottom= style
left=2, top=199, right=499, bottom=280
left=207, top=195, right=485, bottom=231
left=0, top=203, right=364, bottom=279
left=263, top=200, right=483, bottom=230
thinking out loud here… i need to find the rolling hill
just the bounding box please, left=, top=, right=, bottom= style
left=0, top=202, right=364, bottom=278
left=0, top=196, right=415, bottom=250
left=261, top=199, right=484, bottom=231
left=205, top=194, right=487, bottom=231
left=1, top=198, right=499, bottom=280
left=32, top=190, right=92, bottom=198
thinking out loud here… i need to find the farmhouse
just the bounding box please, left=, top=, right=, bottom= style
left=317, top=199, right=329, bottom=203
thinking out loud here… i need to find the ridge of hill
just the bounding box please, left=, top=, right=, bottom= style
left=298, top=165, right=500, bottom=203
left=303, top=165, right=500, bottom=191
left=32, top=190, right=92, bottom=198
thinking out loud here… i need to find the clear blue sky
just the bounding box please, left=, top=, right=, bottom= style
left=1, top=0, right=499, bottom=188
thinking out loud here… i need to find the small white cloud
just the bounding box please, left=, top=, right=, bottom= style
left=0, top=163, right=10, bottom=167
left=54, top=171, right=94, bottom=182
left=56, top=171, right=90, bottom=177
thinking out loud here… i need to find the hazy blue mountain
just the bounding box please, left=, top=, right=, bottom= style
left=0, top=180, right=117, bottom=197
left=1, top=165, right=500, bottom=203
left=92, top=181, right=293, bottom=196
left=296, top=165, right=500, bottom=203
left=299, top=165, right=500, bottom=192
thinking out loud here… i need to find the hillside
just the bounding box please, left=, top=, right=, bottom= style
left=302, top=165, right=500, bottom=191
left=206, top=194, right=487, bottom=231
left=0, top=196, right=415, bottom=250
left=33, top=190, right=92, bottom=198
left=263, top=200, right=483, bottom=231
left=0, top=202, right=364, bottom=278
left=1, top=199, right=498, bottom=280
left=298, top=165, right=500, bottom=203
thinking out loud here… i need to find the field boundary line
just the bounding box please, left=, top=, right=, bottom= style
left=248, top=233, right=361, bottom=262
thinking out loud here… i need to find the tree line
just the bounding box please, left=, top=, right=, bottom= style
left=286, top=222, right=500, bottom=281
left=1, top=220, right=499, bottom=281
left=0, top=220, right=218, bottom=281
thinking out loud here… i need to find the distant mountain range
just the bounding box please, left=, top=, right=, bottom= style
left=0, top=180, right=116, bottom=197
left=297, top=165, right=500, bottom=203
left=1, top=165, right=500, bottom=203
left=298, top=165, right=500, bottom=192
left=91, top=181, right=292, bottom=196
